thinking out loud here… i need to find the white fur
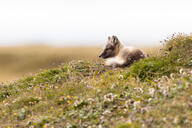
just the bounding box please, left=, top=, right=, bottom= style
left=105, top=56, right=125, bottom=66
left=101, top=35, right=146, bottom=67
left=105, top=45, right=145, bottom=67
left=105, top=45, right=127, bottom=66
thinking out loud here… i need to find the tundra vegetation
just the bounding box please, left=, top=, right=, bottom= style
left=0, top=34, right=192, bottom=128
left=0, top=46, right=100, bottom=81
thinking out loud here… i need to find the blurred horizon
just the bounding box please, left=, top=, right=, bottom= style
left=0, top=0, right=192, bottom=46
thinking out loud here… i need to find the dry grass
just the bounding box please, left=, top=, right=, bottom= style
left=0, top=45, right=101, bottom=82
left=0, top=45, right=159, bottom=82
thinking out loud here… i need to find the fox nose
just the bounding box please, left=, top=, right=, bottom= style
left=99, top=53, right=103, bottom=58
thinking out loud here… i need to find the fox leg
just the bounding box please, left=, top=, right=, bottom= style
left=105, top=57, right=125, bottom=68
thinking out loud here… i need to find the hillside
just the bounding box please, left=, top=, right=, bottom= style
left=0, top=46, right=101, bottom=82
left=0, top=34, right=192, bottom=128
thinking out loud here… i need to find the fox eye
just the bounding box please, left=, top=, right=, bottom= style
left=107, top=47, right=114, bottom=50
left=106, top=47, right=113, bottom=50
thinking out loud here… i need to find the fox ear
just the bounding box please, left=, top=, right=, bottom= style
left=112, top=35, right=119, bottom=45
left=108, top=36, right=111, bottom=40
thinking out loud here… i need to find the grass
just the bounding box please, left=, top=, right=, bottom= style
left=0, top=46, right=101, bottom=82
left=126, top=33, right=192, bottom=80
left=0, top=45, right=158, bottom=82
left=0, top=34, right=192, bottom=128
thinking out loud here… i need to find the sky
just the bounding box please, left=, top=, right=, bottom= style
left=0, top=0, right=192, bottom=46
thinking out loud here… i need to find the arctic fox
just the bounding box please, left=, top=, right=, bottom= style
left=99, top=35, right=146, bottom=68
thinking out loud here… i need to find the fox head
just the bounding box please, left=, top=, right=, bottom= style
left=99, top=35, right=121, bottom=59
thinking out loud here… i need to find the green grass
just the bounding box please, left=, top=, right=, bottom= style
left=126, top=33, right=192, bottom=80
left=0, top=34, right=192, bottom=128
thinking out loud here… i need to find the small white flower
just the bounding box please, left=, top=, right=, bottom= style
left=73, top=100, right=83, bottom=107
left=133, top=101, right=140, bottom=107
left=162, top=76, right=169, bottom=82
left=103, top=93, right=117, bottom=102
left=138, top=88, right=144, bottom=93
left=173, top=117, right=179, bottom=124
left=102, top=110, right=111, bottom=115
left=148, top=98, right=152, bottom=102
left=119, top=75, right=123, bottom=79
left=66, top=123, right=72, bottom=128
left=179, top=68, right=183, bottom=74
left=104, top=93, right=113, bottom=102
left=163, top=117, right=167, bottom=122
left=134, top=88, right=143, bottom=93
left=170, top=73, right=175, bottom=79
left=113, top=94, right=118, bottom=99
left=149, top=88, right=155, bottom=97
left=161, top=88, right=169, bottom=97
left=98, top=124, right=103, bottom=128
left=123, top=108, right=128, bottom=112
left=100, top=116, right=105, bottom=120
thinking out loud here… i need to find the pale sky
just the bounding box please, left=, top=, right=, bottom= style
left=0, top=0, right=192, bottom=46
